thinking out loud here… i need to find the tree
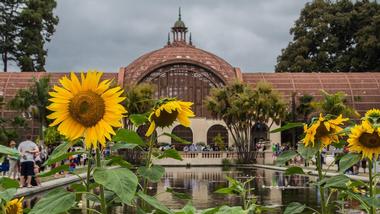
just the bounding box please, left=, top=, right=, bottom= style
left=8, top=76, right=51, bottom=138
left=16, top=0, right=59, bottom=71
left=123, top=83, right=156, bottom=130
left=0, top=0, right=23, bottom=72
left=205, top=81, right=287, bottom=163
left=296, top=94, right=315, bottom=122
left=276, top=0, right=380, bottom=72
left=313, top=90, right=359, bottom=118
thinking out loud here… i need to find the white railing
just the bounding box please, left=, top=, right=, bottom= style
left=153, top=151, right=239, bottom=166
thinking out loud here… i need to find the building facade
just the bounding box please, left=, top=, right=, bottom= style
left=2, top=12, right=380, bottom=148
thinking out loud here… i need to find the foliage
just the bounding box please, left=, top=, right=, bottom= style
left=212, top=133, right=225, bottom=150
left=123, top=83, right=155, bottom=130
left=313, top=90, right=359, bottom=117
left=0, top=0, right=59, bottom=72
left=296, top=94, right=315, bottom=122
left=8, top=76, right=51, bottom=138
left=276, top=0, right=380, bottom=72
left=0, top=0, right=23, bottom=72
left=43, top=126, right=63, bottom=145
left=205, top=81, right=287, bottom=163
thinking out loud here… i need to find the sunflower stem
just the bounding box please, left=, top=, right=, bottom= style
left=369, top=158, right=375, bottom=214
left=96, top=148, right=107, bottom=214
left=141, top=134, right=155, bottom=210
left=86, top=150, right=92, bottom=214
left=316, top=150, right=327, bottom=214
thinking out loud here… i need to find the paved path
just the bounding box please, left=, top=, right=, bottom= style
left=14, top=170, right=89, bottom=198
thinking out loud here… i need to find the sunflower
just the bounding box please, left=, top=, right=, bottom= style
left=47, top=71, right=126, bottom=148
left=364, top=108, right=380, bottom=124
left=5, top=197, right=23, bottom=214
left=146, top=99, right=194, bottom=136
left=303, top=114, right=348, bottom=148
left=348, top=121, right=380, bottom=160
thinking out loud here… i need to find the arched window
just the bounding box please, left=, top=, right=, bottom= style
left=251, top=123, right=269, bottom=151
left=171, top=125, right=193, bottom=151
left=207, top=124, right=228, bottom=150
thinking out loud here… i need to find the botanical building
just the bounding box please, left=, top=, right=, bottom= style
left=1, top=12, right=380, bottom=148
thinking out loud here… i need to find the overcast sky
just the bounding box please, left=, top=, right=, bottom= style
left=7, top=0, right=311, bottom=72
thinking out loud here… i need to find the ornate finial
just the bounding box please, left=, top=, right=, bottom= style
left=178, top=7, right=181, bottom=21
left=167, top=32, right=171, bottom=45
left=189, top=33, right=192, bottom=45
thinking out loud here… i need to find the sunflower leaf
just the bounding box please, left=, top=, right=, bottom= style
left=0, top=144, right=19, bottom=158
left=284, top=166, right=305, bottom=175
left=284, top=202, right=306, bottom=214
left=112, top=129, right=144, bottom=145
left=137, top=191, right=173, bottom=214
left=163, top=132, right=191, bottom=144
left=275, top=151, right=297, bottom=166
left=157, top=149, right=183, bottom=160
left=129, top=114, right=148, bottom=127
left=270, top=122, right=304, bottom=133
left=297, top=143, right=318, bottom=161
left=0, top=177, right=20, bottom=189
left=137, top=165, right=165, bottom=182
left=29, top=188, right=76, bottom=214
left=38, top=165, right=69, bottom=177
left=338, top=153, right=362, bottom=173
left=93, top=167, right=138, bottom=204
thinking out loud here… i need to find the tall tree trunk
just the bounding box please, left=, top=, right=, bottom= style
left=2, top=51, right=7, bottom=72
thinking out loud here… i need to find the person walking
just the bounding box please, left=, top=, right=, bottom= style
left=8, top=140, right=19, bottom=179
left=18, top=135, right=39, bottom=188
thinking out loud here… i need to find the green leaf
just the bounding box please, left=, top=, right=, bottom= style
left=214, top=206, right=245, bottom=214
left=297, top=143, right=318, bottom=161
left=321, top=174, right=350, bottom=188
left=93, top=167, right=138, bottom=204
left=44, top=151, right=84, bottom=166
left=38, top=165, right=69, bottom=177
left=158, top=149, right=183, bottom=161
left=105, top=156, right=133, bottom=168
left=284, top=166, right=305, bottom=175
left=338, top=153, right=362, bottom=173
left=29, top=188, right=76, bottom=214
left=284, top=202, right=306, bottom=214
left=166, top=188, right=192, bottom=200
left=111, top=142, right=138, bottom=151
left=270, top=122, right=304, bottom=133
left=0, top=144, right=19, bottom=157
left=137, top=191, right=173, bottom=214
left=112, top=129, right=144, bottom=145
left=275, top=151, right=297, bottom=166
left=70, top=183, right=86, bottom=192
left=0, top=177, right=20, bottom=189
left=163, top=132, right=190, bottom=144
left=137, top=165, right=165, bottom=183
left=175, top=202, right=196, bottom=214
left=129, top=114, right=148, bottom=126
left=0, top=188, right=17, bottom=201
left=214, top=187, right=234, bottom=194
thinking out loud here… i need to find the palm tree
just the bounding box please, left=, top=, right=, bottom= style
left=313, top=90, right=359, bottom=118
left=296, top=94, right=315, bottom=122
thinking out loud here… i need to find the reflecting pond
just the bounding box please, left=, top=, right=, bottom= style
left=24, top=166, right=335, bottom=213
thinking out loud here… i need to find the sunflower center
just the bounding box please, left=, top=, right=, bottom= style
left=69, top=91, right=105, bottom=127
left=359, top=132, right=380, bottom=148
left=315, top=123, right=329, bottom=139
left=152, top=110, right=178, bottom=127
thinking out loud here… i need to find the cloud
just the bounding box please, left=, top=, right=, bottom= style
left=6, top=0, right=311, bottom=72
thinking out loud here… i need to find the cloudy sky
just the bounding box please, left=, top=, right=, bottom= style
left=8, top=0, right=311, bottom=72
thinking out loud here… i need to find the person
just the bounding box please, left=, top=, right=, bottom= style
left=8, top=140, right=19, bottom=179
left=69, top=159, right=76, bottom=173
left=33, top=164, right=41, bottom=186
left=361, top=159, right=367, bottom=173
left=18, top=135, right=39, bottom=188
left=1, top=156, right=9, bottom=176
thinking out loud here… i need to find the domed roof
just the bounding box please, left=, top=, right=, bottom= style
left=174, top=20, right=186, bottom=28
left=121, top=44, right=238, bottom=85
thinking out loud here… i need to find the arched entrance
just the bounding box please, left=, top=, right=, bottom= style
left=207, top=124, right=228, bottom=151
left=171, top=125, right=193, bottom=151
left=251, top=123, right=269, bottom=151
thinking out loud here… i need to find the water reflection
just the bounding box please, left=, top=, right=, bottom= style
left=24, top=167, right=319, bottom=213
